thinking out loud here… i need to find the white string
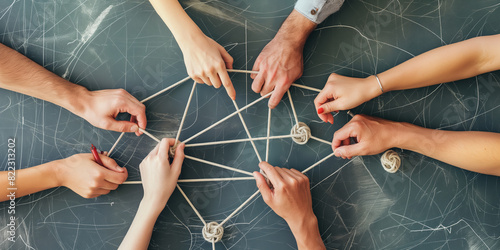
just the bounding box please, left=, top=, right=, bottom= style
left=291, top=83, right=321, bottom=93
left=176, top=184, right=206, bottom=226
left=138, top=128, right=160, bottom=143
left=184, top=155, right=254, bottom=176
left=172, top=81, right=197, bottom=156
left=185, top=134, right=295, bottom=147
left=226, top=69, right=259, bottom=74
left=203, top=221, right=224, bottom=243
left=123, top=177, right=255, bottom=184
left=107, top=71, right=339, bottom=247
left=380, top=150, right=401, bottom=173
left=302, top=152, right=336, bottom=174
left=219, top=190, right=261, bottom=227
left=266, top=108, right=271, bottom=162
left=287, top=90, right=299, bottom=125
left=140, top=76, right=191, bottom=103
left=310, top=135, right=331, bottom=145
left=183, top=91, right=273, bottom=144
left=232, top=100, right=262, bottom=162
left=290, top=122, right=311, bottom=145
left=108, top=132, right=125, bottom=156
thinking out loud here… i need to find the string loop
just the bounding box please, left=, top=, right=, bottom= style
left=202, top=221, right=224, bottom=243
left=291, top=122, right=311, bottom=145
left=381, top=150, right=401, bottom=173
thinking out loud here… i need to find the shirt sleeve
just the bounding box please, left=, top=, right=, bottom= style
left=294, top=0, right=345, bottom=24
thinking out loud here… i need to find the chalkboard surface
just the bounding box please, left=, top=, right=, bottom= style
left=1, top=0, right=500, bottom=249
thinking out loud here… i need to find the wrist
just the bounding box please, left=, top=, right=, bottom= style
left=392, top=121, right=420, bottom=150
left=51, top=158, right=67, bottom=188
left=139, top=198, right=165, bottom=216
left=364, top=75, right=384, bottom=100
left=63, top=82, right=91, bottom=119
left=274, top=10, right=317, bottom=50
left=175, top=27, right=206, bottom=52
left=287, top=212, right=325, bottom=249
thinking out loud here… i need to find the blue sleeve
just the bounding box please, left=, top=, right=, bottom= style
left=294, top=0, right=345, bottom=24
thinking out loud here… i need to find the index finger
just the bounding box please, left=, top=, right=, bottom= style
left=258, top=162, right=283, bottom=184
left=219, top=69, right=236, bottom=100
left=268, top=84, right=288, bottom=109
left=124, top=98, right=147, bottom=132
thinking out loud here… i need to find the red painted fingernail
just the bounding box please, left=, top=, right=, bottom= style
left=318, top=107, right=324, bottom=114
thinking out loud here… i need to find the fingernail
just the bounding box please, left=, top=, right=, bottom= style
left=130, top=125, right=138, bottom=132
left=318, top=107, right=324, bottom=114
left=116, top=166, right=124, bottom=172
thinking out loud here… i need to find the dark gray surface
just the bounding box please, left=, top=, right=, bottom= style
left=1, top=0, right=500, bottom=249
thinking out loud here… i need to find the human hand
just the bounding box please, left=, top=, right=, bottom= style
left=254, top=162, right=324, bottom=249
left=139, top=138, right=185, bottom=209
left=250, top=36, right=303, bottom=109
left=332, top=114, right=400, bottom=159
left=315, top=74, right=381, bottom=124
left=181, top=35, right=235, bottom=99
left=80, top=89, right=147, bottom=136
left=55, top=153, right=128, bottom=198
left=253, top=162, right=314, bottom=228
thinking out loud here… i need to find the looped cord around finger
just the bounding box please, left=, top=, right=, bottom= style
left=380, top=150, right=401, bottom=173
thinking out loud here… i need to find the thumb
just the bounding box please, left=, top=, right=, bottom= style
left=253, top=171, right=272, bottom=204
left=319, top=99, right=341, bottom=114
left=334, top=143, right=364, bottom=159
left=104, top=118, right=139, bottom=133
left=100, top=154, right=125, bottom=173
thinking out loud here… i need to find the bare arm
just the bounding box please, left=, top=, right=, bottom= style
left=0, top=153, right=128, bottom=201
left=148, top=0, right=235, bottom=99
left=119, top=139, right=185, bottom=250
left=316, top=35, right=500, bottom=120
left=332, top=115, right=500, bottom=176
left=0, top=43, right=146, bottom=135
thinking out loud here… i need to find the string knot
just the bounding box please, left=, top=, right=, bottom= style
left=291, top=122, right=311, bottom=145
left=380, top=150, right=401, bottom=173
left=202, top=221, right=224, bottom=243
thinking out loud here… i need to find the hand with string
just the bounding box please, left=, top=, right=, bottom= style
left=250, top=10, right=316, bottom=109
left=314, top=73, right=381, bottom=124
left=331, top=114, right=399, bottom=159
left=119, top=138, right=185, bottom=250
left=79, top=89, right=147, bottom=136
left=254, top=162, right=325, bottom=250
left=56, top=153, right=128, bottom=198
left=181, top=35, right=235, bottom=99
left=140, top=138, right=185, bottom=208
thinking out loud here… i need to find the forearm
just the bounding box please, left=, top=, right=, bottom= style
left=395, top=123, right=500, bottom=176
left=0, top=43, right=89, bottom=115
left=148, top=0, right=205, bottom=51
left=288, top=214, right=325, bottom=250
left=0, top=162, right=59, bottom=202
left=119, top=200, right=163, bottom=250
left=379, top=35, right=500, bottom=92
